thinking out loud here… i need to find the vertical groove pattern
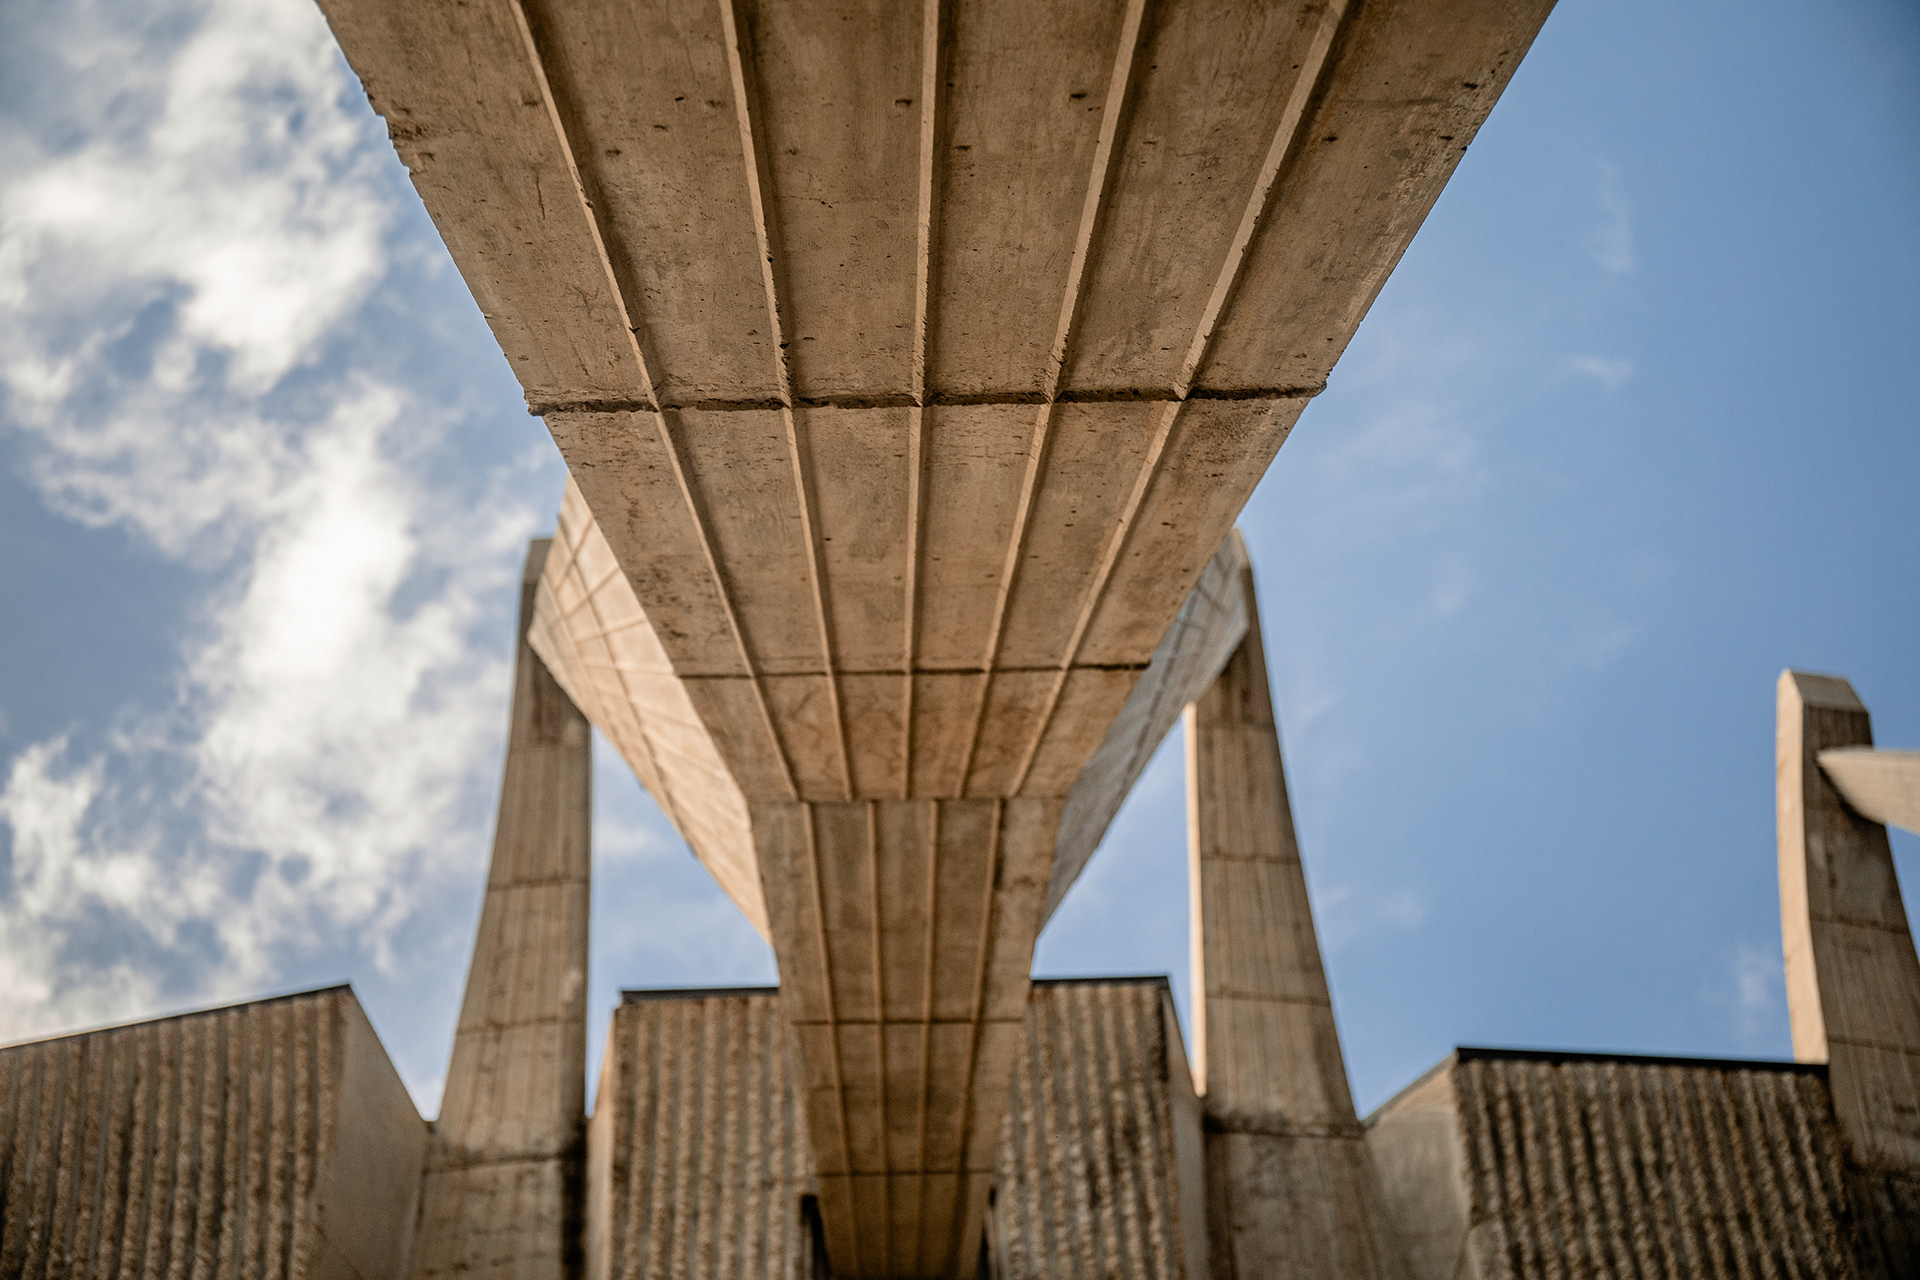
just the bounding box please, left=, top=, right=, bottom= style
left=991, top=981, right=1188, bottom=1280
left=599, top=991, right=816, bottom=1280
left=1452, top=1055, right=1853, bottom=1280
left=0, top=987, right=415, bottom=1280
left=590, top=980, right=1199, bottom=1280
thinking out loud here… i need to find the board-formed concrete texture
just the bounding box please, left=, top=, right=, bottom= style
left=312, top=4, right=1558, bottom=1267
left=1364, top=1049, right=1856, bottom=1280
left=586, top=980, right=1205, bottom=1280
left=411, top=540, right=594, bottom=1280
left=1777, top=671, right=1920, bottom=1272
left=0, top=986, right=429, bottom=1280
left=1184, top=547, right=1387, bottom=1280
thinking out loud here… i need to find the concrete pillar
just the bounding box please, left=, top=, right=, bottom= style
left=1185, top=547, right=1388, bottom=1280
left=1776, top=670, right=1920, bottom=1273
left=411, top=539, right=593, bottom=1280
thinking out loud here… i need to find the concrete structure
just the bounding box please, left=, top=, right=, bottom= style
left=0, top=986, right=428, bottom=1279
left=1818, top=746, right=1920, bottom=836
left=7, top=552, right=1920, bottom=1277
left=1776, top=671, right=1920, bottom=1271
left=11, top=3, right=1917, bottom=1275
left=1366, top=1048, right=1855, bottom=1279
left=585, top=979, right=1205, bottom=1280
left=1185, top=544, right=1387, bottom=1279
left=410, top=540, right=594, bottom=1280
left=313, top=2, right=1557, bottom=1269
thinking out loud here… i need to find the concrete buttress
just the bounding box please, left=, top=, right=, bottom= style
left=1186, top=539, right=1390, bottom=1280
left=1776, top=669, right=1920, bottom=1275
left=411, top=539, right=593, bottom=1280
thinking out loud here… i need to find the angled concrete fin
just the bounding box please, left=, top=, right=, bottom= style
left=412, top=539, right=593, bottom=1280
left=1777, top=670, right=1920, bottom=1273
left=1186, top=553, right=1389, bottom=1280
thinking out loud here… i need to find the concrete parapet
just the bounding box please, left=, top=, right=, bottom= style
left=1366, top=1049, right=1854, bottom=1280
left=586, top=979, right=1206, bottom=1280
left=0, top=985, right=428, bottom=1279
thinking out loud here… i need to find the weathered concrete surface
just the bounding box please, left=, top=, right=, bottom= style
left=1362, top=1064, right=1467, bottom=1280
left=530, top=480, right=763, bottom=935
left=1366, top=1050, right=1855, bottom=1280
left=534, top=506, right=1252, bottom=1278
left=991, top=979, right=1209, bottom=1280
left=0, top=986, right=428, bottom=1279
left=1820, top=746, right=1920, bottom=836
left=411, top=540, right=593, bottom=1280
left=1184, top=547, right=1388, bottom=1280
left=1778, top=670, right=1920, bottom=1275
left=587, top=989, right=817, bottom=1280
left=586, top=980, right=1206, bottom=1280
left=316, top=1, right=1557, bottom=1269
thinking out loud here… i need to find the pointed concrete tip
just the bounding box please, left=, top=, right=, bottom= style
left=524, top=536, right=554, bottom=582
left=1781, top=669, right=1867, bottom=712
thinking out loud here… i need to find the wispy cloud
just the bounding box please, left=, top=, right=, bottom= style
left=1702, top=943, right=1784, bottom=1047
left=1569, top=355, right=1634, bottom=391
left=1311, top=883, right=1428, bottom=953
left=1585, top=159, right=1635, bottom=275
left=0, top=0, right=538, bottom=1040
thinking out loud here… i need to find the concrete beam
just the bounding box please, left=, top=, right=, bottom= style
left=1776, top=670, right=1920, bottom=1272
left=411, top=540, right=593, bottom=1280
left=317, top=1, right=1558, bottom=1270
left=1186, top=551, right=1388, bottom=1280
left=1819, top=746, right=1920, bottom=835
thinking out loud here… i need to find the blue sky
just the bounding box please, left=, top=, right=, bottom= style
left=1, top=0, right=1915, bottom=1116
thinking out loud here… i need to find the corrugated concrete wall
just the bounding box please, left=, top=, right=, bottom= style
left=0, top=985, right=429, bottom=1280
left=589, top=979, right=1205, bottom=1280
left=1368, top=1050, right=1856, bottom=1280
left=991, top=979, right=1207, bottom=1280
left=588, top=989, right=818, bottom=1280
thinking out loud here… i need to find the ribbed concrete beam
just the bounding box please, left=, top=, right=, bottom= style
left=535, top=498, right=1248, bottom=1277
left=317, top=1, right=1558, bottom=1270
left=1185, top=544, right=1388, bottom=1280
left=412, top=541, right=593, bottom=1280
left=1776, top=670, right=1920, bottom=1273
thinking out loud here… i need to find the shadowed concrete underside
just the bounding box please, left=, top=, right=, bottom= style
left=312, top=0, right=1559, bottom=1268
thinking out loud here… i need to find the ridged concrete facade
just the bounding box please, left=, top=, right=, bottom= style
left=586, top=980, right=1205, bottom=1280
left=1367, top=1050, right=1855, bottom=1280
left=587, top=989, right=818, bottom=1280
left=991, top=979, right=1207, bottom=1280
left=0, top=986, right=428, bottom=1280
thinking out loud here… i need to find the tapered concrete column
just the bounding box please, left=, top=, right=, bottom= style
left=1777, top=671, right=1920, bottom=1272
left=412, top=540, right=593, bottom=1280
left=1185, top=546, right=1388, bottom=1280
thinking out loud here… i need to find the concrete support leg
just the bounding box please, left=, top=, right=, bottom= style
left=1186, top=557, right=1388, bottom=1280
left=1777, top=671, right=1920, bottom=1275
left=411, top=540, right=593, bottom=1280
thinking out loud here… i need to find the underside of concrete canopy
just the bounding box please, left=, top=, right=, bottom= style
left=317, top=0, right=1557, bottom=1273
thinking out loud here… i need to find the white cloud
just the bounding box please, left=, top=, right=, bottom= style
left=0, top=0, right=538, bottom=1040
left=1432, top=554, right=1473, bottom=617
left=1569, top=355, right=1634, bottom=391
left=1311, top=882, right=1428, bottom=953
left=1704, top=943, right=1783, bottom=1046
left=1585, top=159, right=1635, bottom=275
